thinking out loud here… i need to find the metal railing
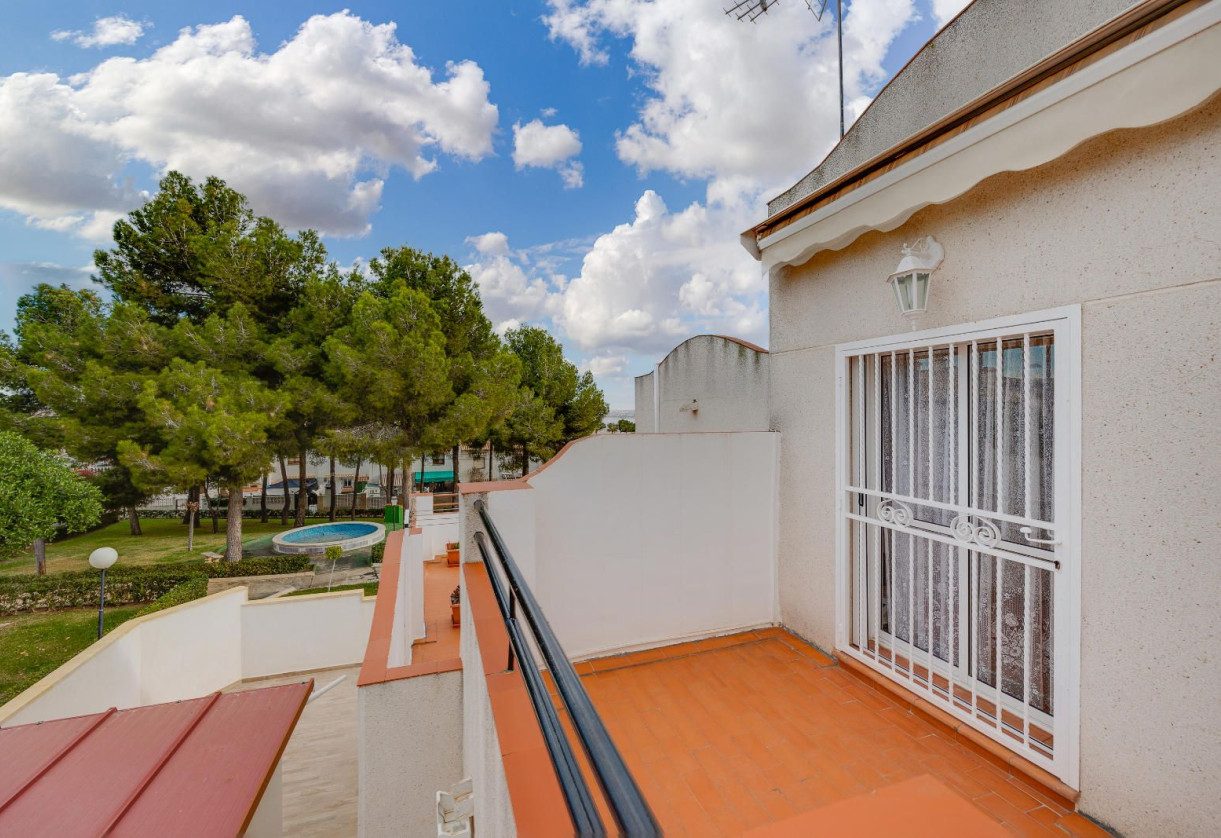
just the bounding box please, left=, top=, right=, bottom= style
left=473, top=500, right=662, bottom=837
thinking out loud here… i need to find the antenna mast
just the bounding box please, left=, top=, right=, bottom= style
left=724, top=0, right=845, bottom=138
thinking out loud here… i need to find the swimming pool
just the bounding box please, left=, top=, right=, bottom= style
left=272, top=521, right=386, bottom=555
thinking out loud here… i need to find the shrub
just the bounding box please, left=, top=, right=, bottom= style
left=136, top=576, right=208, bottom=617
left=200, top=555, right=312, bottom=579
left=370, top=541, right=385, bottom=562
left=0, top=564, right=202, bottom=616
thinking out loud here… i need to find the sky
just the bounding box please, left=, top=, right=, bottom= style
left=0, top=0, right=971, bottom=408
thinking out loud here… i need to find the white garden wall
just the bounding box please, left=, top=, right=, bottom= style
left=241, top=590, right=375, bottom=679
left=0, top=586, right=374, bottom=726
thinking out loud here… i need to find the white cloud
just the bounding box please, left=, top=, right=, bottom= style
left=5, top=12, right=499, bottom=237
left=931, top=0, right=973, bottom=28
left=52, top=15, right=148, bottom=48
left=464, top=191, right=767, bottom=356
left=558, top=161, right=584, bottom=189
left=500, top=0, right=920, bottom=362
left=545, top=0, right=917, bottom=192
left=582, top=353, right=630, bottom=377
left=464, top=233, right=554, bottom=327
left=512, top=118, right=584, bottom=188
left=469, top=231, right=511, bottom=257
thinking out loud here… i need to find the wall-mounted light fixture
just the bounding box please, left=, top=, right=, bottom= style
left=886, top=235, right=944, bottom=325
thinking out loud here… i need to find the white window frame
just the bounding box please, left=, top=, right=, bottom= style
left=833, top=305, right=1082, bottom=788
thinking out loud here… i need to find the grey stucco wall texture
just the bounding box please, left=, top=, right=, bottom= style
left=635, top=336, right=770, bottom=433
left=634, top=371, right=656, bottom=433
left=768, top=94, right=1221, bottom=836
left=769, top=0, right=1141, bottom=216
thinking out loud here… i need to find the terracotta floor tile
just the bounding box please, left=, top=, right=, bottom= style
left=574, top=633, right=1078, bottom=837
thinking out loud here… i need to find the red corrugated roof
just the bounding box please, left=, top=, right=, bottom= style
left=0, top=681, right=311, bottom=837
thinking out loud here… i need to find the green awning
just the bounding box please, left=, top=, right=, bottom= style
left=413, top=470, right=454, bottom=484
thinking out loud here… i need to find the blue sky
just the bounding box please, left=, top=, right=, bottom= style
left=0, top=0, right=966, bottom=407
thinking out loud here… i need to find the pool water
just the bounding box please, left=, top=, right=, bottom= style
left=278, top=523, right=380, bottom=544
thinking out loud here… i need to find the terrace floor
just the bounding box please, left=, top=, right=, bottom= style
left=413, top=559, right=460, bottom=663
left=577, top=631, right=1109, bottom=837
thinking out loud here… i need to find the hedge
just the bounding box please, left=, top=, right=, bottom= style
left=136, top=576, right=209, bottom=617
left=0, top=564, right=202, bottom=616
left=136, top=508, right=390, bottom=520
left=199, top=555, right=312, bottom=578
left=0, top=555, right=313, bottom=615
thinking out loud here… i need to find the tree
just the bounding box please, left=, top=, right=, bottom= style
left=368, top=248, right=519, bottom=488
left=324, top=286, right=453, bottom=470
left=495, top=326, right=608, bottom=474
left=0, top=431, right=102, bottom=571
left=120, top=358, right=284, bottom=560
left=617, top=418, right=636, bottom=433
left=269, top=266, right=360, bottom=526
left=9, top=285, right=166, bottom=533
left=94, top=171, right=323, bottom=327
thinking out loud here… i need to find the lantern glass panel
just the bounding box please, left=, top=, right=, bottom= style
left=913, top=272, right=930, bottom=312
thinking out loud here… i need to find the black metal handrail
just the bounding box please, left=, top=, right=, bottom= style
left=473, top=500, right=662, bottom=837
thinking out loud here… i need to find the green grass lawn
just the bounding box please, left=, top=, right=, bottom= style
left=285, top=582, right=379, bottom=598
left=0, top=517, right=337, bottom=577
left=0, top=606, right=143, bottom=705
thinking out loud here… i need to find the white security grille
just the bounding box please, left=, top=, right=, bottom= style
left=835, top=308, right=1080, bottom=785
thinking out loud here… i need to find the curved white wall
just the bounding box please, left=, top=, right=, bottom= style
left=634, top=336, right=770, bottom=434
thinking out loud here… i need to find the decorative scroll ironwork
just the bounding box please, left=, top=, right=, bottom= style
left=877, top=499, right=913, bottom=527
left=950, top=514, right=1001, bottom=548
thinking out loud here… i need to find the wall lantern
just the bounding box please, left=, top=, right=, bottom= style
left=886, top=235, right=944, bottom=324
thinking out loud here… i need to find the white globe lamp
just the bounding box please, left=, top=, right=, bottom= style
left=88, top=547, right=119, bottom=639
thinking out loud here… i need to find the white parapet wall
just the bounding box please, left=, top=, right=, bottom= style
left=0, top=587, right=375, bottom=727
left=242, top=589, right=376, bottom=679
left=357, top=670, right=463, bottom=838
left=473, top=431, right=780, bottom=659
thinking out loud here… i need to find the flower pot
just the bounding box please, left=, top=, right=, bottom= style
left=451, top=603, right=460, bottom=626
left=446, top=546, right=460, bottom=566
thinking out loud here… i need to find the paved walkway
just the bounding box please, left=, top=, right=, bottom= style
left=225, top=665, right=360, bottom=837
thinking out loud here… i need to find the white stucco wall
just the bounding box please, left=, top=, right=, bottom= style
left=766, top=94, right=1221, bottom=835
left=0, top=586, right=374, bottom=726
left=241, top=590, right=374, bottom=680
left=634, top=371, right=656, bottom=432
left=358, top=670, right=464, bottom=838
left=460, top=573, right=516, bottom=838
left=633, top=336, right=770, bottom=433
left=479, top=431, right=779, bottom=659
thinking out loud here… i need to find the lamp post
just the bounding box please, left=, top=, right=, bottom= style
left=88, top=547, right=118, bottom=640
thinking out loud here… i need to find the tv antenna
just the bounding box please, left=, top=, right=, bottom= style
left=724, top=0, right=845, bottom=138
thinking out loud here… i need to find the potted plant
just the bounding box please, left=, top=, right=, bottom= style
left=446, top=541, right=460, bottom=566
left=450, top=585, right=461, bottom=626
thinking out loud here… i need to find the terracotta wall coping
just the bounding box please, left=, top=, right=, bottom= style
left=458, top=480, right=532, bottom=496
left=358, top=529, right=461, bottom=687
left=464, top=562, right=573, bottom=836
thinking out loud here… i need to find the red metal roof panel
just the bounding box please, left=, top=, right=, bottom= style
left=0, top=681, right=311, bottom=838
